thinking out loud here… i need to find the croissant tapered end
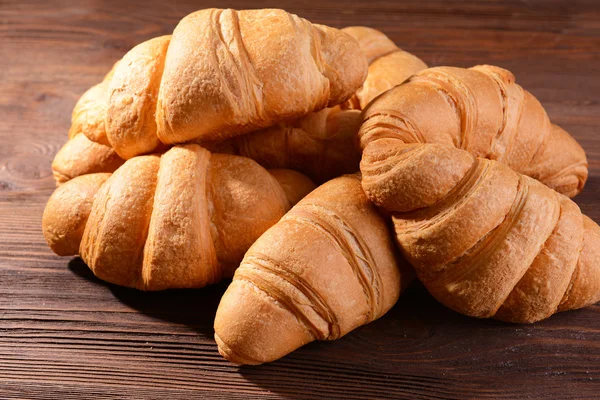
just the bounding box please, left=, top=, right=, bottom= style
left=557, top=215, right=600, bottom=312
left=70, top=82, right=110, bottom=145
left=42, top=173, right=111, bottom=256
left=523, top=124, right=588, bottom=198
left=340, top=26, right=427, bottom=110
left=268, top=169, right=316, bottom=206
left=52, top=134, right=124, bottom=186
left=341, top=26, right=398, bottom=64
left=355, top=50, right=428, bottom=110
left=70, top=61, right=119, bottom=145
left=215, top=175, right=406, bottom=364
left=214, top=278, right=315, bottom=365
left=360, top=140, right=600, bottom=323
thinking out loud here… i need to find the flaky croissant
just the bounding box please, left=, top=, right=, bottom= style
left=213, top=26, right=427, bottom=182
left=54, top=26, right=425, bottom=185
left=70, top=8, right=367, bottom=159
left=358, top=65, right=588, bottom=197
left=43, top=144, right=315, bottom=290
left=361, top=139, right=600, bottom=323
left=214, top=174, right=412, bottom=364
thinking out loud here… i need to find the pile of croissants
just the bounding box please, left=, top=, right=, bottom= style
left=42, top=8, right=599, bottom=365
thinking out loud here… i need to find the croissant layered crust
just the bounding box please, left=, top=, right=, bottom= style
left=358, top=65, right=588, bottom=197
left=213, top=26, right=428, bottom=183
left=67, top=8, right=367, bottom=160
left=210, top=107, right=363, bottom=183
left=361, top=139, right=600, bottom=323
left=43, top=144, right=315, bottom=290
left=214, top=175, right=410, bottom=364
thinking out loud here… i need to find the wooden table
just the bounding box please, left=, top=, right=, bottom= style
left=2, top=0, right=599, bottom=398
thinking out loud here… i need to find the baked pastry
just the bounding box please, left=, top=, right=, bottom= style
left=52, top=133, right=124, bottom=185
left=341, top=26, right=428, bottom=109
left=208, top=106, right=363, bottom=183
left=69, top=8, right=367, bottom=159
left=358, top=65, right=588, bottom=197
left=361, top=139, right=600, bottom=323
left=43, top=144, right=315, bottom=290
left=54, top=26, right=426, bottom=185
left=214, top=174, right=412, bottom=364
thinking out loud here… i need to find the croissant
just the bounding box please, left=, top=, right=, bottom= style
left=42, top=144, right=315, bottom=290
left=360, top=139, right=600, bottom=323
left=54, top=26, right=424, bottom=185
left=358, top=65, right=588, bottom=197
left=68, top=8, right=366, bottom=159
left=214, top=174, right=412, bottom=364
left=212, top=26, right=427, bottom=182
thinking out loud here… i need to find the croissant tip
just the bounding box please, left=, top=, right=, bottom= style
left=214, top=332, right=263, bottom=366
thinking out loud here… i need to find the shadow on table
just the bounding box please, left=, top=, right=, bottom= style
left=575, top=173, right=600, bottom=219
left=68, top=257, right=228, bottom=337
left=235, top=281, right=500, bottom=398
left=66, top=257, right=597, bottom=398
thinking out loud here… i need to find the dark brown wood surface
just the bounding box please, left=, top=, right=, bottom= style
left=1, top=0, right=600, bottom=398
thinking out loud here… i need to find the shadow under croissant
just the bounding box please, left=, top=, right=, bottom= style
left=66, top=257, right=598, bottom=397
left=67, top=257, right=229, bottom=337
left=573, top=173, right=600, bottom=217
left=237, top=285, right=600, bottom=398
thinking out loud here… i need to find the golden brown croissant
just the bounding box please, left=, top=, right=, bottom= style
left=214, top=174, right=412, bottom=364
left=358, top=65, right=588, bottom=197
left=212, top=27, right=427, bottom=182
left=42, top=144, right=315, bottom=290
left=70, top=8, right=367, bottom=159
left=360, top=139, right=600, bottom=323
left=55, top=26, right=424, bottom=185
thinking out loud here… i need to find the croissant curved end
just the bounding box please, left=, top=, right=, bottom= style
left=42, top=173, right=111, bottom=256
left=530, top=124, right=588, bottom=198
left=214, top=279, right=314, bottom=365
left=268, top=169, right=316, bottom=206
left=52, top=134, right=124, bottom=186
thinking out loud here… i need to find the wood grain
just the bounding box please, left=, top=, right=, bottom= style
left=1, top=0, right=599, bottom=398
